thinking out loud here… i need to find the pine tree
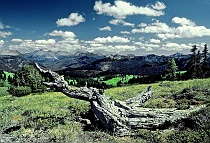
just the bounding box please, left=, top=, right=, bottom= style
left=190, top=45, right=198, bottom=78
left=202, top=44, right=209, bottom=77
left=196, top=50, right=203, bottom=78
left=165, top=58, right=178, bottom=81
left=202, top=44, right=208, bottom=67
left=13, top=73, right=21, bottom=87
left=8, top=75, right=13, bottom=84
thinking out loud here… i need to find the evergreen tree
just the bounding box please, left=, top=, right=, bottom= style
left=3, top=73, right=6, bottom=81
left=13, top=72, right=21, bottom=87
left=9, top=64, right=46, bottom=94
left=190, top=45, right=198, bottom=78
left=8, top=75, right=13, bottom=84
left=196, top=50, right=203, bottom=78
left=202, top=44, right=208, bottom=67
left=202, top=44, right=209, bottom=77
left=165, top=58, right=178, bottom=81
left=0, top=72, right=2, bottom=81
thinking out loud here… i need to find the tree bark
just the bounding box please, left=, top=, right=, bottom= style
left=35, top=63, right=206, bottom=136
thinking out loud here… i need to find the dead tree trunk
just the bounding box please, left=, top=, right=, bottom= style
left=35, top=63, right=206, bottom=136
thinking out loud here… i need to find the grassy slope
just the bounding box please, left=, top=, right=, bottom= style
left=1, top=78, right=210, bottom=142
left=102, top=75, right=135, bottom=87
left=105, top=78, right=210, bottom=104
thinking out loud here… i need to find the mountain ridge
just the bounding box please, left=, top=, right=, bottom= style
left=0, top=49, right=205, bottom=76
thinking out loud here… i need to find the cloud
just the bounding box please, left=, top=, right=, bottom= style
left=149, top=38, right=161, bottom=43
left=120, top=31, right=131, bottom=34
left=172, top=17, right=196, bottom=26
left=57, top=38, right=79, bottom=45
left=56, top=13, right=85, bottom=27
left=140, top=46, right=154, bottom=51
left=90, top=43, right=103, bottom=47
left=94, top=0, right=165, bottom=19
left=132, top=21, right=173, bottom=34
left=157, top=25, right=210, bottom=39
left=87, top=44, right=137, bottom=53
left=9, top=38, right=82, bottom=52
left=49, top=30, right=76, bottom=39
left=109, top=19, right=135, bottom=27
left=94, top=36, right=130, bottom=43
left=114, top=45, right=137, bottom=51
left=0, top=31, right=12, bottom=38
left=0, top=40, right=4, bottom=47
left=99, top=26, right=112, bottom=31
left=132, top=18, right=210, bottom=40
left=151, top=1, right=166, bottom=10
left=0, top=21, right=12, bottom=38
left=157, top=33, right=179, bottom=40
left=35, top=39, right=56, bottom=45
left=109, top=19, right=120, bottom=25
left=11, top=39, right=23, bottom=42
left=175, top=25, right=210, bottom=38
left=134, top=41, right=160, bottom=51
left=162, top=42, right=190, bottom=51
left=0, top=21, right=11, bottom=29
left=138, top=23, right=147, bottom=27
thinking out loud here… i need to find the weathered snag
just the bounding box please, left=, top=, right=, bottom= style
left=35, top=63, right=206, bottom=136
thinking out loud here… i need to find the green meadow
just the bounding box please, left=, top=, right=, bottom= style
left=0, top=78, right=210, bottom=142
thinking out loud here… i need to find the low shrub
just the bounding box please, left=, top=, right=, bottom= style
left=8, top=86, right=32, bottom=97
left=0, top=87, right=9, bottom=96
left=167, top=129, right=209, bottom=143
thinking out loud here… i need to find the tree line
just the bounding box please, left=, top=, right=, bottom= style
left=127, top=44, right=209, bottom=84
left=7, top=64, right=49, bottom=96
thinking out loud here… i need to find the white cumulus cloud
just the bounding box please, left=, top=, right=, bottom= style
left=132, top=18, right=210, bottom=40
left=11, top=39, right=23, bottom=42
left=162, top=42, right=190, bottom=51
left=120, top=31, right=131, bottom=34
left=94, top=36, right=130, bottom=43
left=94, top=0, right=165, bottom=19
left=109, top=19, right=135, bottom=27
left=35, top=39, right=56, bottom=45
left=134, top=41, right=160, bottom=51
left=0, top=40, right=4, bottom=47
left=138, top=23, right=147, bottom=27
left=56, top=13, right=85, bottom=27
left=149, top=38, right=161, bottom=43
left=99, top=26, right=112, bottom=31
left=132, top=21, right=173, bottom=34
left=172, top=17, right=196, bottom=26
left=151, top=1, right=166, bottom=10
left=0, top=31, right=12, bottom=38
left=49, top=30, right=76, bottom=39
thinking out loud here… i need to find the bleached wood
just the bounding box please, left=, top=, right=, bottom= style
left=35, top=63, right=205, bottom=136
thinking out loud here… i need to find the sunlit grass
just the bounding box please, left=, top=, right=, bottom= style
left=102, top=75, right=136, bottom=87
left=1, top=78, right=210, bottom=142
left=105, top=78, right=210, bottom=108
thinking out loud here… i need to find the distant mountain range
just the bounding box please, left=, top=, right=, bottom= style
left=0, top=49, right=208, bottom=76
left=0, top=49, right=105, bottom=72
left=61, top=53, right=192, bottom=77
left=23, top=49, right=105, bottom=71
left=0, top=50, right=32, bottom=72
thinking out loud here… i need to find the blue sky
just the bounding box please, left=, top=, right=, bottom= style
left=0, top=0, right=210, bottom=55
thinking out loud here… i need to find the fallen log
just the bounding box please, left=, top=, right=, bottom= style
left=35, top=63, right=206, bottom=136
